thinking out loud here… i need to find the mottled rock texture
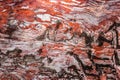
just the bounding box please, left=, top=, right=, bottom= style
left=0, top=0, right=120, bottom=80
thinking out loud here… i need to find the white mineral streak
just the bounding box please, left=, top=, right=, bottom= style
left=14, top=29, right=39, bottom=40
left=72, top=7, right=85, bottom=12
left=61, top=1, right=78, bottom=5
left=34, top=9, right=47, bottom=13
left=2, top=9, right=7, bottom=12
left=21, top=6, right=29, bottom=9
left=50, top=0, right=57, bottom=3
left=36, top=14, right=51, bottom=21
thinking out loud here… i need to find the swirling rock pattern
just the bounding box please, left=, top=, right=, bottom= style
left=0, top=0, right=120, bottom=80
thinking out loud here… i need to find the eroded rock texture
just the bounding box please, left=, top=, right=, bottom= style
left=0, top=0, right=120, bottom=80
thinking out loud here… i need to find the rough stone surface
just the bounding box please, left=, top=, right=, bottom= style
left=0, top=0, right=120, bottom=80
